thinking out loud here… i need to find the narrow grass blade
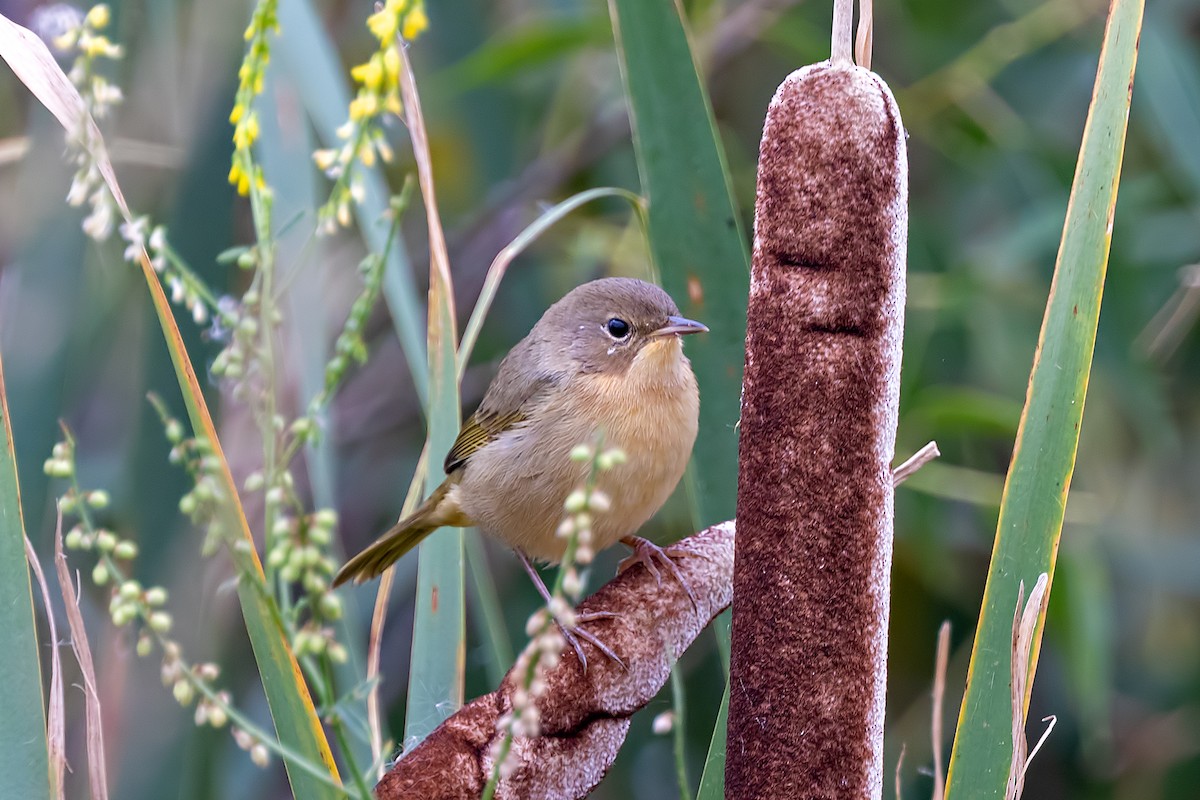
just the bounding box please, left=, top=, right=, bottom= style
left=670, top=663, right=693, bottom=800
left=276, top=0, right=428, bottom=411
left=434, top=16, right=610, bottom=95
left=0, top=350, right=51, bottom=800
left=608, top=0, right=749, bottom=527
left=465, top=531, right=514, bottom=687
left=944, top=1, right=1145, bottom=797
left=259, top=62, right=379, bottom=784
left=0, top=15, right=341, bottom=797
left=368, top=443, right=428, bottom=770
left=695, top=681, right=730, bottom=800
left=398, top=43, right=466, bottom=747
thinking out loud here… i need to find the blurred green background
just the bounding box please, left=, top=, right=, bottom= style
left=2, top=0, right=1199, bottom=797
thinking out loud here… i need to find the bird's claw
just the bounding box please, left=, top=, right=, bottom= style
left=618, top=536, right=701, bottom=613
left=557, top=617, right=625, bottom=672
left=520, top=553, right=625, bottom=671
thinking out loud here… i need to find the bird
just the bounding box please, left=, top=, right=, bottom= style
left=334, top=277, right=706, bottom=663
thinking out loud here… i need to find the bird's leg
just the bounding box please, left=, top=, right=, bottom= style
left=518, top=554, right=624, bottom=671
left=617, top=535, right=700, bottom=612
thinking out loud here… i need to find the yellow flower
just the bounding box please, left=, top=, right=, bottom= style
left=82, top=34, right=116, bottom=59
left=229, top=103, right=244, bottom=124
left=228, top=162, right=247, bottom=195
left=402, top=7, right=428, bottom=40
left=232, top=115, right=259, bottom=149
left=383, top=92, right=402, bottom=117
left=350, top=57, right=383, bottom=91
left=383, top=45, right=401, bottom=85
left=85, top=4, right=111, bottom=30
left=348, top=93, right=378, bottom=122
left=366, top=8, right=398, bottom=43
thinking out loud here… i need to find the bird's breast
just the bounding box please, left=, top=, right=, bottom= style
left=457, top=340, right=699, bottom=563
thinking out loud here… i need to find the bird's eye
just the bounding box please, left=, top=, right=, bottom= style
left=604, top=317, right=631, bottom=339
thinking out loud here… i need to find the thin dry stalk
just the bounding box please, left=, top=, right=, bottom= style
left=856, top=0, right=874, bottom=69
left=367, top=444, right=430, bottom=776
left=1025, top=715, right=1057, bottom=775
left=895, top=742, right=906, bottom=800
left=1137, top=263, right=1200, bottom=360
left=831, top=0, right=854, bottom=65
left=894, top=441, right=941, bottom=486
left=399, top=43, right=455, bottom=326
left=932, top=620, right=951, bottom=800
left=53, top=510, right=109, bottom=800
left=367, top=564, right=395, bottom=776
left=25, top=532, right=65, bottom=800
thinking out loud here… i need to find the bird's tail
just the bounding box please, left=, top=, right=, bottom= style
left=333, top=481, right=464, bottom=587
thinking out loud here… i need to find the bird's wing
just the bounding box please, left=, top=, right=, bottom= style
left=443, top=408, right=526, bottom=473
left=443, top=335, right=562, bottom=474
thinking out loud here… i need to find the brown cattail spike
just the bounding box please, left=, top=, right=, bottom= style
left=727, top=61, right=907, bottom=800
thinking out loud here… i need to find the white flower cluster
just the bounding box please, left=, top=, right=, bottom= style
left=49, top=426, right=253, bottom=768
left=54, top=5, right=125, bottom=242
left=484, top=441, right=626, bottom=789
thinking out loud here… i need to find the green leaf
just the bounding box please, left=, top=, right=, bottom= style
left=258, top=61, right=376, bottom=785
left=398, top=45, right=467, bottom=747
left=434, top=16, right=611, bottom=95
left=944, top=1, right=1145, bottom=797
left=671, top=663, right=694, bottom=800
left=465, top=530, right=514, bottom=687
left=608, top=0, right=750, bottom=528
left=0, top=353, right=51, bottom=800
left=695, top=681, right=729, bottom=800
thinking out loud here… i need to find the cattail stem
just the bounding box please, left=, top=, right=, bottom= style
left=831, top=0, right=854, bottom=65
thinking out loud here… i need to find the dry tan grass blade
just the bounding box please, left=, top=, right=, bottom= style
left=856, top=0, right=874, bottom=69
left=932, top=620, right=951, bottom=800
left=53, top=509, right=109, bottom=800
left=0, top=13, right=128, bottom=216
left=1005, top=573, right=1049, bottom=800
left=25, top=530, right=65, bottom=800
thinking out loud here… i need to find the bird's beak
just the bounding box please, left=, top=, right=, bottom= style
left=651, top=315, right=709, bottom=337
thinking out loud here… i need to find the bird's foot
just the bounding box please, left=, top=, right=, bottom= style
left=519, top=554, right=625, bottom=671
left=617, top=535, right=700, bottom=612
left=555, top=611, right=624, bottom=672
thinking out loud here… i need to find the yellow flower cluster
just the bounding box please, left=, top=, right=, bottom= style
left=54, top=4, right=124, bottom=61
left=313, top=0, right=427, bottom=232
left=227, top=0, right=278, bottom=197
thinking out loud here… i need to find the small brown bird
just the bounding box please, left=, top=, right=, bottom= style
left=334, top=278, right=706, bottom=657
